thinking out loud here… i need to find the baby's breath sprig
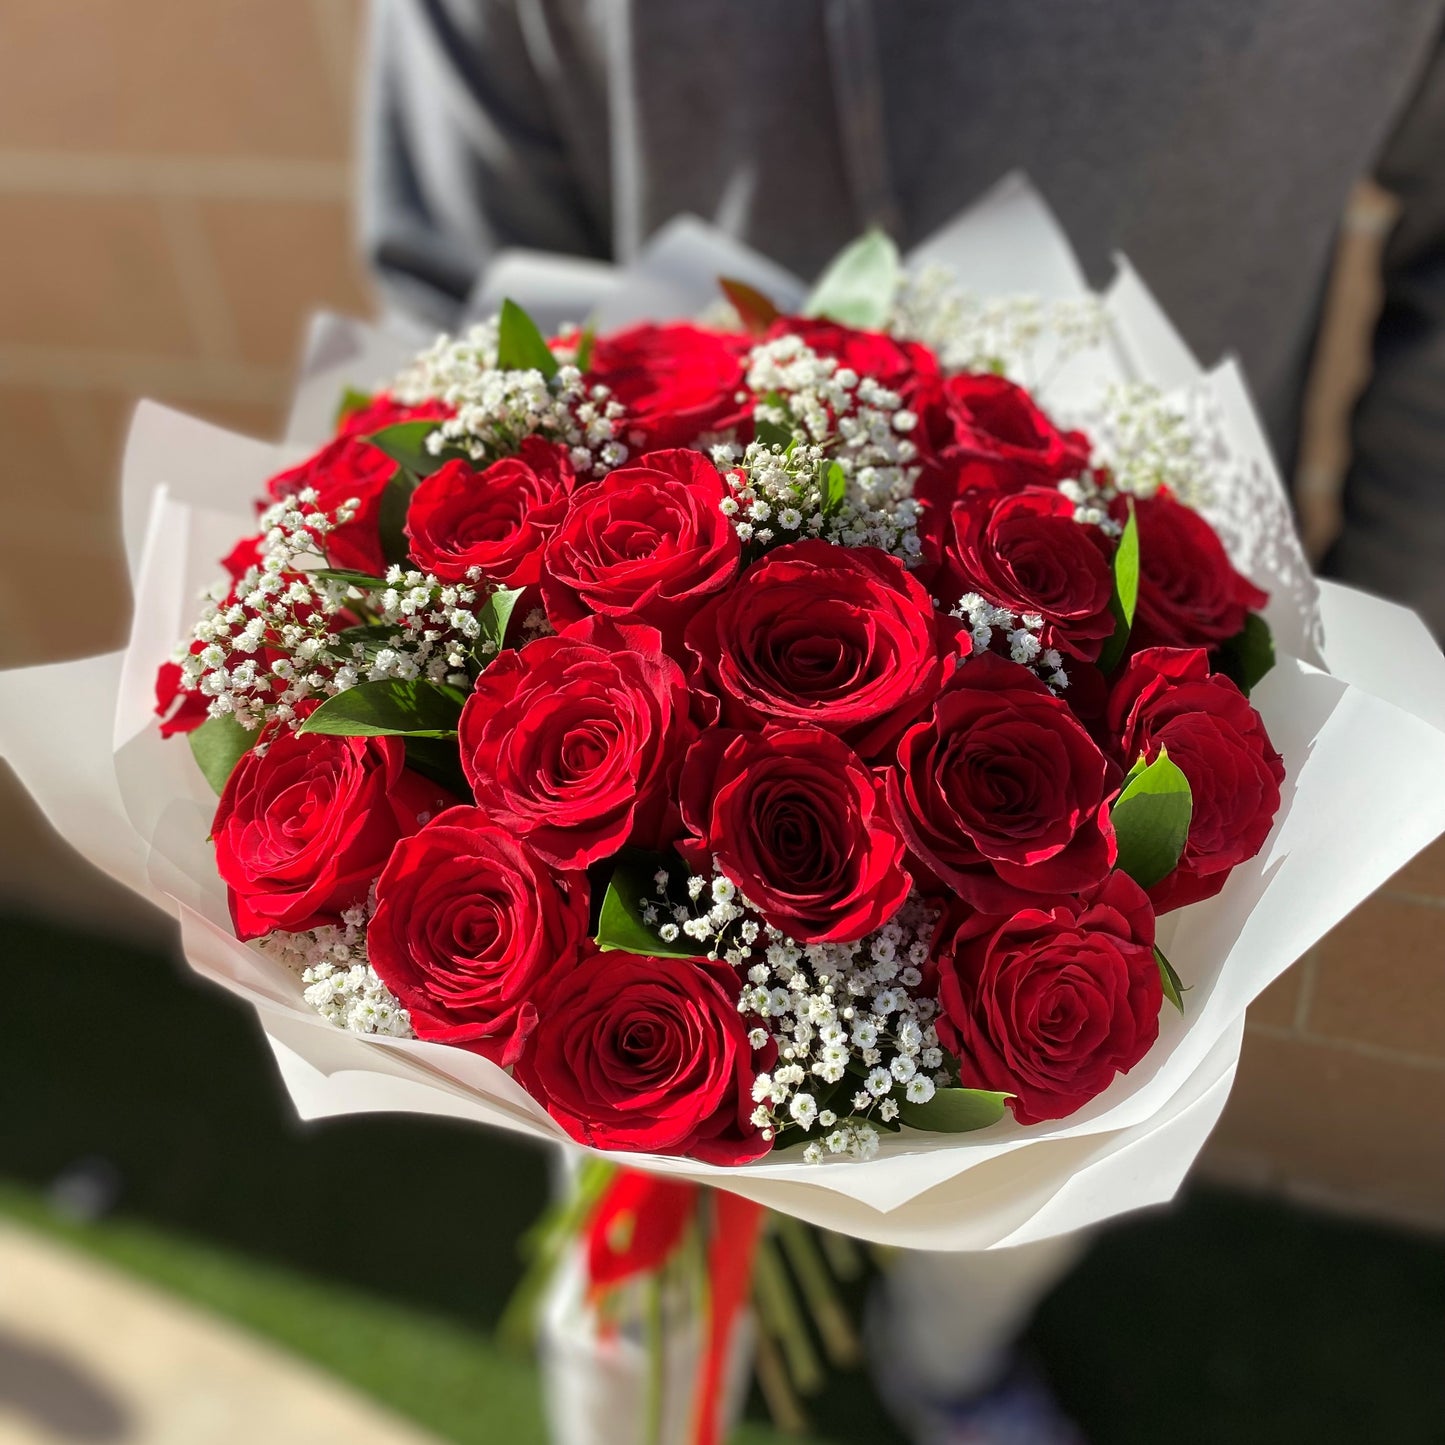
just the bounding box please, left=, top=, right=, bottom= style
left=175, top=494, right=502, bottom=733
left=640, top=864, right=947, bottom=1163
left=258, top=897, right=413, bottom=1038
left=392, top=320, right=629, bottom=475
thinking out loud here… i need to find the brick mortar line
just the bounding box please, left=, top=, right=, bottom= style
left=1246, top=1018, right=1445, bottom=1072
left=0, top=344, right=289, bottom=403
left=0, top=152, right=353, bottom=201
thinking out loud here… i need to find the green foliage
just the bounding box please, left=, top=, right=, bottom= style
left=187, top=713, right=256, bottom=796
left=720, top=275, right=781, bottom=333
left=497, top=298, right=559, bottom=379
left=594, top=855, right=704, bottom=959
left=897, top=1087, right=1011, bottom=1134
left=1098, top=501, right=1140, bottom=674
left=1215, top=612, right=1276, bottom=696
left=298, top=678, right=464, bottom=739
left=803, top=230, right=901, bottom=330
left=1156, top=944, right=1186, bottom=1013
left=1112, top=746, right=1194, bottom=890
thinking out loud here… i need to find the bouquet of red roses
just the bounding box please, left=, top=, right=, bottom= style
left=150, top=255, right=1285, bottom=1171
left=6, top=178, right=1444, bottom=1256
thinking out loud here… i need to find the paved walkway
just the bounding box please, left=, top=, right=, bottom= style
left=0, top=1220, right=441, bottom=1445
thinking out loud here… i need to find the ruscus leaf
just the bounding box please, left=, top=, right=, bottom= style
left=365, top=419, right=449, bottom=477
left=719, top=275, right=781, bottom=334
left=802, top=230, right=900, bottom=330
left=1112, top=745, right=1194, bottom=890
left=187, top=713, right=256, bottom=795
left=1155, top=944, right=1186, bottom=1013
left=497, top=298, right=560, bottom=379
left=298, top=678, right=463, bottom=739
left=1215, top=612, right=1275, bottom=696
left=1097, top=500, right=1139, bottom=675
left=595, top=856, right=705, bottom=960
left=897, top=1088, right=1010, bottom=1134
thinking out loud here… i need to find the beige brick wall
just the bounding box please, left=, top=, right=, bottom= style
left=1, top=2, right=1441, bottom=1230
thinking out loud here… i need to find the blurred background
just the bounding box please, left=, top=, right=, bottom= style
left=1, top=3, right=1442, bottom=1443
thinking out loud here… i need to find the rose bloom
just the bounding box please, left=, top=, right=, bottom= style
left=268, top=397, right=448, bottom=576
left=1128, top=490, right=1269, bottom=651
left=931, top=871, right=1162, bottom=1124
left=514, top=949, right=773, bottom=1164
left=212, top=731, right=449, bottom=941
left=933, top=486, right=1117, bottom=661
left=888, top=653, right=1117, bottom=912
left=367, top=806, right=590, bottom=1060
left=335, top=392, right=450, bottom=440
left=587, top=323, right=749, bottom=450
left=764, top=317, right=941, bottom=404
left=542, top=448, right=742, bottom=641
left=680, top=724, right=910, bottom=944
left=459, top=615, right=695, bottom=869
left=406, top=436, right=575, bottom=587
left=685, top=540, right=956, bottom=760
left=1108, top=647, right=1284, bottom=912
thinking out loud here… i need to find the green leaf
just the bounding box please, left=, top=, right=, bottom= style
left=573, top=324, right=596, bottom=374
left=297, top=678, right=463, bottom=739
left=719, top=275, right=780, bottom=334
left=402, top=734, right=471, bottom=800
left=1097, top=500, right=1139, bottom=675
left=1155, top=944, right=1186, bottom=1013
left=1214, top=612, right=1275, bottom=696
left=753, top=390, right=794, bottom=451
left=334, top=386, right=374, bottom=428
left=823, top=460, right=847, bottom=514
left=187, top=713, right=256, bottom=796
left=376, top=467, right=419, bottom=568
left=475, top=585, right=524, bottom=662
left=332, top=623, right=402, bottom=664
left=497, top=298, right=560, bottom=379
left=365, top=420, right=448, bottom=477
left=308, top=567, right=388, bottom=591
left=802, top=229, right=900, bottom=330
left=595, top=857, right=705, bottom=959
left=1112, top=745, right=1194, bottom=890
left=897, top=1087, right=1010, bottom=1134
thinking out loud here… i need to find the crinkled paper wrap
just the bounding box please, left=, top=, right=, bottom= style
left=5, top=175, right=1444, bottom=1249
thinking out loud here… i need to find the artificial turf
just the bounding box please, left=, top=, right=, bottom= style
left=3, top=908, right=1443, bottom=1443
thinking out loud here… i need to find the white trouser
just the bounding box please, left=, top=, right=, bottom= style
left=875, top=1234, right=1085, bottom=1401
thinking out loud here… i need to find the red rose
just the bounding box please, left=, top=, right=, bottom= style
left=931, top=872, right=1161, bottom=1124
left=933, top=486, right=1117, bottom=661
left=1107, top=647, right=1284, bottom=912
left=588, top=323, right=749, bottom=450
left=680, top=724, right=910, bottom=944
left=685, top=540, right=956, bottom=760
left=922, top=373, right=1090, bottom=491
left=154, top=661, right=209, bottom=737
left=514, top=949, right=773, bottom=1164
left=888, top=653, right=1118, bottom=912
left=335, top=392, right=450, bottom=440
left=542, top=448, right=742, bottom=642
left=406, top=436, right=575, bottom=587
left=765, top=317, right=941, bottom=403
left=212, top=731, right=450, bottom=941
left=1129, top=491, right=1269, bottom=651
left=366, top=806, right=590, bottom=1060
left=459, top=615, right=695, bottom=869
left=267, top=436, right=397, bottom=576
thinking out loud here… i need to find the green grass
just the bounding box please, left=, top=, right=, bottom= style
left=3, top=908, right=1445, bottom=1443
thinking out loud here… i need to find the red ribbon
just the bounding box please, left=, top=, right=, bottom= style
left=581, top=1169, right=765, bottom=1445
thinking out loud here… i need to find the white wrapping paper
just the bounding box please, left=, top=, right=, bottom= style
left=4, top=178, right=1443, bottom=1249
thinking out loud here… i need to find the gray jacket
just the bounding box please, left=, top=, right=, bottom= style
left=362, top=0, right=1445, bottom=631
